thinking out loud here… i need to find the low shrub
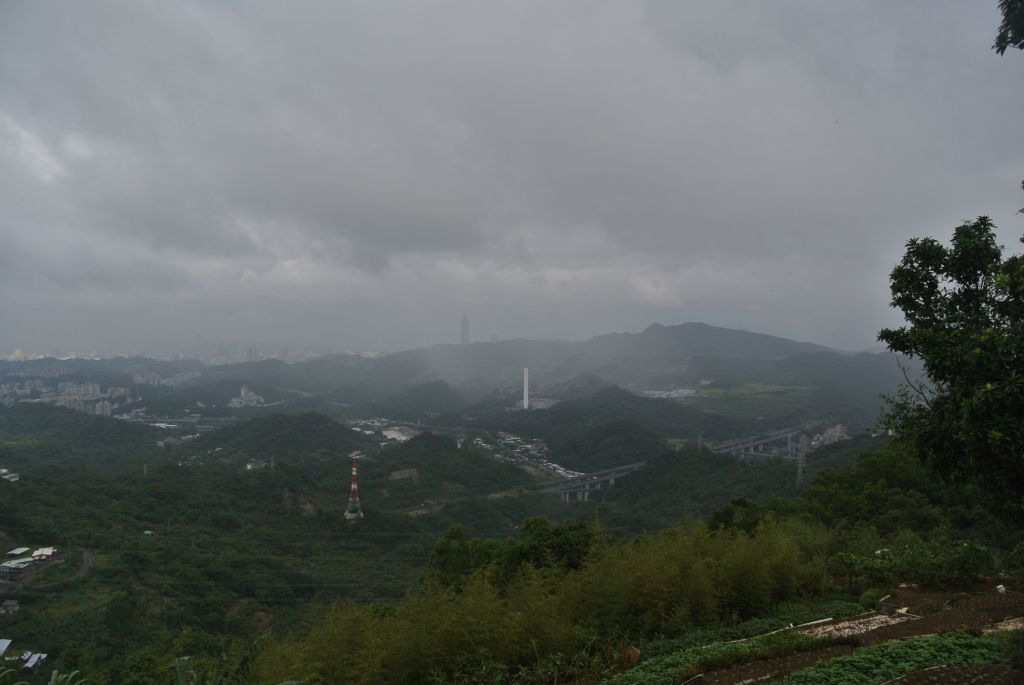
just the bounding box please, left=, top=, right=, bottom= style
left=858, top=588, right=887, bottom=610
left=1006, top=630, right=1024, bottom=670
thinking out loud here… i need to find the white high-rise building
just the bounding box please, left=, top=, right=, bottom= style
left=523, top=367, right=529, bottom=410
left=228, top=385, right=265, bottom=408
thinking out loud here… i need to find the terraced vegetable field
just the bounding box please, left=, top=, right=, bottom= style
left=605, top=587, right=1024, bottom=685
left=782, top=631, right=1012, bottom=684
left=602, top=631, right=825, bottom=685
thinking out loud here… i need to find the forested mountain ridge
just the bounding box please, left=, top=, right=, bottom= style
left=142, top=321, right=847, bottom=401
left=1, top=323, right=912, bottom=438
left=584, top=322, right=835, bottom=360
left=195, top=410, right=369, bottom=461
left=0, top=403, right=161, bottom=471
left=295, top=321, right=839, bottom=395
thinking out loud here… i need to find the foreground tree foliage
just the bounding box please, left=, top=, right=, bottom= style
left=994, top=1, right=1024, bottom=215
left=995, top=0, right=1024, bottom=54
left=879, top=217, right=1024, bottom=515
left=254, top=520, right=824, bottom=684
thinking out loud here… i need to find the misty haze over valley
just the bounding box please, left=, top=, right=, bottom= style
left=1, top=2, right=1023, bottom=684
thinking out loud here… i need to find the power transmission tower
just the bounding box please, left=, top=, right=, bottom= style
left=796, top=434, right=810, bottom=486
left=345, top=456, right=364, bottom=521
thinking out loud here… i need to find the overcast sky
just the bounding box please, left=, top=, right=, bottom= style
left=1, top=1, right=1022, bottom=356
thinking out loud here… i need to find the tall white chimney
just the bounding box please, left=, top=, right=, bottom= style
left=523, top=367, right=529, bottom=410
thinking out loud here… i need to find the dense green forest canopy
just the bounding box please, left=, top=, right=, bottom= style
left=486, top=386, right=733, bottom=471
left=191, top=410, right=371, bottom=475
left=0, top=392, right=1021, bottom=683
left=0, top=403, right=160, bottom=472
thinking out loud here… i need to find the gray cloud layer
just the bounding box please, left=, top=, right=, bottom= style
left=1, top=1, right=1022, bottom=354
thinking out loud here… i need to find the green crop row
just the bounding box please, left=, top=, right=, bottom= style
left=602, top=630, right=822, bottom=685
left=641, top=597, right=863, bottom=660
left=785, top=630, right=1015, bottom=685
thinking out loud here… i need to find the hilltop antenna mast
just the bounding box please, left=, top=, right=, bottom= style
left=345, top=456, right=364, bottom=521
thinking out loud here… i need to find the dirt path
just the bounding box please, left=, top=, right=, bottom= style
left=73, top=548, right=95, bottom=581
left=29, top=547, right=95, bottom=588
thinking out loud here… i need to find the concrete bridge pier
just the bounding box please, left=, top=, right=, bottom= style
left=540, top=461, right=646, bottom=503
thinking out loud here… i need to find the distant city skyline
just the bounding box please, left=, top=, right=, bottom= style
left=1, top=316, right=879, bottom=365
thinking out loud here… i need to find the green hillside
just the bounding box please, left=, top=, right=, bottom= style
left=0, top=403, right=160, bottom=470
left=382, top=380, right=467, bottom=415
left=686, top=352, right=916, bottom=432
left=584, top=321, right=835, bottom=359
left=362, top=433, right=537, bottom=510
left=195, top=411, right=368, bottom=458
left=581, top=438, right=872, bottom=533
left=481, top=386, right=739, bottom=471
left=0, top=396, right=1020, bottom=683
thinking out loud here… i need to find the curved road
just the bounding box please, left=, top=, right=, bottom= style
left=28, top=547, right=95, bottom=589
left=73, top=548, right=96, bottom=581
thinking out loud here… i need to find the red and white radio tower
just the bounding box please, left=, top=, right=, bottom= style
left=345, top=456, right=364, bottom=521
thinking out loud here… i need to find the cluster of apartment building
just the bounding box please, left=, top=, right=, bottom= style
left=810, top=423, right=848, bottom=448
left=129, top=369, right=200, bottom=387
left=57, top=381, right=103, bottom=397
left=227, top=385, right=265, bottom=407
left=348, top=418, right=421, bottom=446
left=0, top=380, right=46, bottom=397
left=3, top=349, right=36, bottom=362
left=0, top=379, right=133, bottom=416
left=348, top=417, right=393, bottom=433
left=132, top=371, right=162, bottom=386
left=480, top=433, right=582, bottom=478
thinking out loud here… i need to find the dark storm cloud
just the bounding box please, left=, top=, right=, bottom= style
left=1, top=1, right=1022, bottom=354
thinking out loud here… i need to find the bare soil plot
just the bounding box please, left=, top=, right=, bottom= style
left=801, top=612, right=911, bottom=641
